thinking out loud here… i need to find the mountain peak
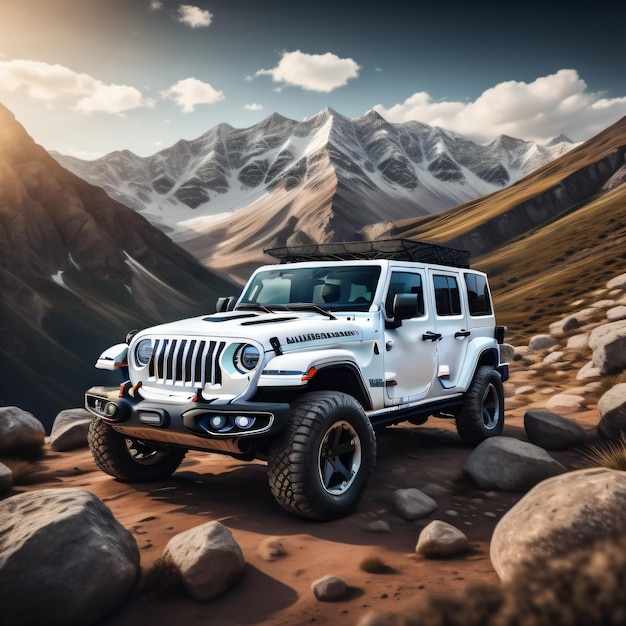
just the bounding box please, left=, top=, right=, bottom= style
left=547, top=134, right=573, bottom=146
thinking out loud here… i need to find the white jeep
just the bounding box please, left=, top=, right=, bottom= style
left=85, top=239, right=508, bottom=520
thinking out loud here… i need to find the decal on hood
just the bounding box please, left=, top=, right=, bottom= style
left=285, top=330, right=359, bottom=345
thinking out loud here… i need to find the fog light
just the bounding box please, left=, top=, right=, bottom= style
left=104, top=402, right=118, bottom=417
left=234, top=415, right=256, bottom=429
left=138, top=410, right=163, bottom=425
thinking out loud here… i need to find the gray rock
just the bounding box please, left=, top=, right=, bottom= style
left=415, top=520, right=469, bottom=558
left=607, top=305, right=626, bottom=322
left=528, top=334, right=559, bottom=351
left=566, top=333, right=589, bottom=349
left=549, top=309, right=596, bottom=336
left=463, top=437, right=566, bottom=492
left=524, top=409, right=586, bottom=450
left=490, top=468, right=626, bottom=582
left=545, top=393, right=585, bottom=410
left=0, top=406, right=45, bottom=455
left=392, top=488, right=438, bottom=520
left=576, top=360, right=602, bottom=380
left=597, top=383, right=626, bottom=439
left=163, top=520, right=245, bottom=601
left=49, top=408, right=93, bottom=451
left=0, top=488, right=139, bottom=626
left=543, top=350, right=564, bottom=364
left=588, top=320, right=626, bottom=374
left=606, top=273, right=626, bottom=290
left=0, top=462, right=12, bottom=493
left=364, top=520, right=391, bottom=533
left=311, top=575, right=347, bottom=601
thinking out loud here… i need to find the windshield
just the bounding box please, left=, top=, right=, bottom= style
left=239, top=265, right=381, bottom=312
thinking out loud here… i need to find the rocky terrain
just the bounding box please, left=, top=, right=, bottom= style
left=1, top=271, right=626, bottom=626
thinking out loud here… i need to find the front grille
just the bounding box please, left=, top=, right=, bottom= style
left=148, top=338, right=225, bottom=387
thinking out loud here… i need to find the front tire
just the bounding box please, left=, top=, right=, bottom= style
left=88, top=417, right=187, bottom=482
left=456, top=365, right=504, bottom=446
left=267, top=391, right=376, bottom=521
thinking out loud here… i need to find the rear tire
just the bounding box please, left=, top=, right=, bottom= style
left=88, top=417, right=187, bottom=482
left=456, top=366, right=504, bottom=446
left=267, top=391, right=376, bottom=521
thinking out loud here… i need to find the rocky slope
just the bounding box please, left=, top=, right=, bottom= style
left=0, top=104, right=237, bottom=430
left=383, top=116, right=626, bottom=343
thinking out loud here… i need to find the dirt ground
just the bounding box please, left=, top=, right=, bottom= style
left=15, top=365, right=601, bottom=626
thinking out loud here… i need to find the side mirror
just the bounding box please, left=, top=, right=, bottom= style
left=216, top=296, right=236, bottom=312
left=391, top=293, right=420, bottom=326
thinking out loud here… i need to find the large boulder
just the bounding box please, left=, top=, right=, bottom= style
left=597, top=383, right=626, bottom=439
left=490, top=468, right=626, bottom=582
left=463, top=437, right=565, bottom=491
left=0, top=488, right=140, bottom=626
left=49, top=408, right=93, bottom=451
left=524, top=409, right=586, bottom=450
left=0, top=406, right=45, bottom=455
left=163, top=520, right=245, bottom=601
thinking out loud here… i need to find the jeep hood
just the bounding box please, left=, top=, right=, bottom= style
left=133, top=311, right=363, bottom=351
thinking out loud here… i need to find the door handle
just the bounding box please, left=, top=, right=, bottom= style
left=455, top=329, right=471, bottom=339
left=422, top=331, right=442, bottom=341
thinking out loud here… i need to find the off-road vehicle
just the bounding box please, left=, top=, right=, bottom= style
left=85, top=239, right=508, bottom=520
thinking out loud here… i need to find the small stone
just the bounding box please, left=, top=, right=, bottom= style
left=311, top=575, right=346, bottom=601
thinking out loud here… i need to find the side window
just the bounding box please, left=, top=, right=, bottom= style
left=433, top=274, right=461, bottom=316
left=464, top=273, right=493, bottom=316
left=385, top=271, right=424, bottom=317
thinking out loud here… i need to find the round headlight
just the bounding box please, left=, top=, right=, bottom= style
left=135, top=339, right=154, bottom=367
left=236, top=344, right=260, bottom=372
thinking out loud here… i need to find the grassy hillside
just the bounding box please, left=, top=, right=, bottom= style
left=390, top=117, right=626, bottom=344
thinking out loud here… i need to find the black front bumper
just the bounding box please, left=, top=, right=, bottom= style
left=85, top=385, right=291, bottom=442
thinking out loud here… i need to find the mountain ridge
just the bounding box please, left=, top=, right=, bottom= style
left=51, top=108, right=574, bottom=241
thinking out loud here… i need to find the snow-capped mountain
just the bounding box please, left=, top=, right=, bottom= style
left=51, top=108, right=574, bottom=249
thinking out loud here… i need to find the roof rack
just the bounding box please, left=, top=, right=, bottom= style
left=264, top=239, right=471, bottom=268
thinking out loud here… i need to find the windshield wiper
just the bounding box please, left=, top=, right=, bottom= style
left=237, top=302, right=337, bottom=319
left=236, top=303, right=274, bottom=314
left=269, top=303, right=337, bottom=320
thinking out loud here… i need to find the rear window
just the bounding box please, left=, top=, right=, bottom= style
left=464, top=273, right=493, bottom=316
left=433, top=275, right=461, bottom=316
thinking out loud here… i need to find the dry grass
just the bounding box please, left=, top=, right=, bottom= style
left=360, top=555, right=391, bottom=574
left=140, top=554, right=182, bottom=597
left=584, top=434, right=626, bottom=471
left=0, top=457, right=40, bottom=484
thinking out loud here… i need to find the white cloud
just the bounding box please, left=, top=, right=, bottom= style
left=161, top=77, right=224, bottom=113
left=0, top=59, right=153, bottom=114
left=374, top=70, right=626, bottom=144
left=244, top=103, right=263, bottom=111
left=177, top=4, right=213, bottom=28
left=256, top=50, right=360, bottom=93
left=149, top=1, right=163, bottom=10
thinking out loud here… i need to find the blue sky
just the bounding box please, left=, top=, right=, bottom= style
left=1, top=0, right=625, bottom=158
